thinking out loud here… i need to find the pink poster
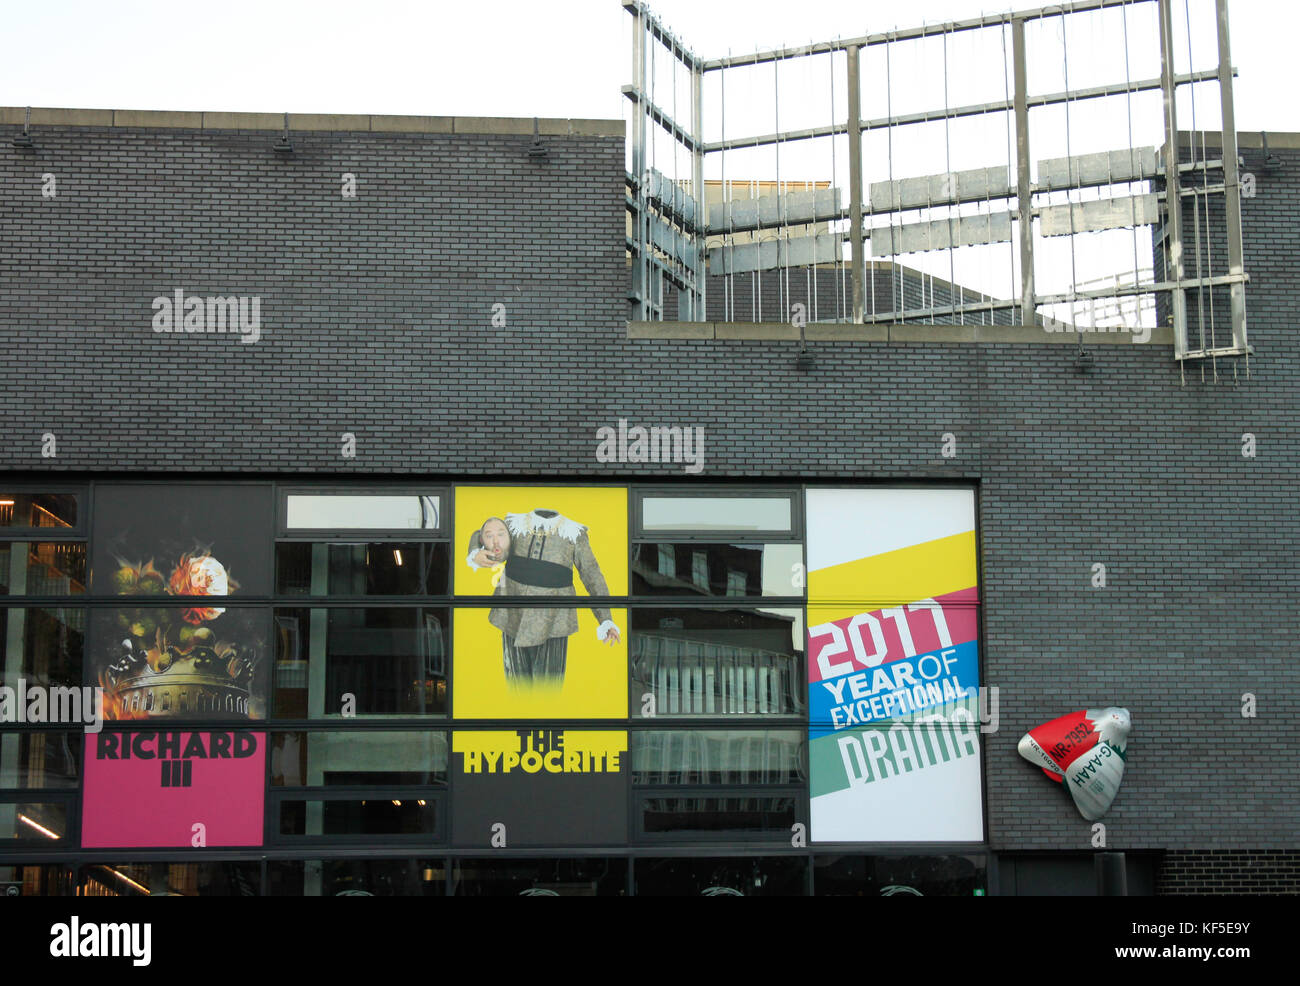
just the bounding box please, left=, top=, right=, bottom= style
left=81, top=731, right=266, bottom=848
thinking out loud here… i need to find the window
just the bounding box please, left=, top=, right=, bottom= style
left=270, top=731, right=448, bottom=786
left=726, top=570, right=746, bottom=596
left=656, top=544, right=675, bottom=578
left=273, top=607, right=449, bottom=717
left=630, top=607, right=805, bottom=717
left=638, top=494, right=795, bottom=535
left=631, top=730, right=805, bottom=785
left=0, top=543, right=86, bottom=595
left=284, top=493, right=441, bottom=532
left=0, top=493, right=79, bottom=531
left=269, top=859, right=446, bottom=896
left=0, top=732, right=81, bottom=788
left=0, top=607, right=84, bottom=690
left=633, top=542, right=802, bottom=597
left=691, top=551, right=708, bottom=590
left=276, top=542, right=449, bottom=596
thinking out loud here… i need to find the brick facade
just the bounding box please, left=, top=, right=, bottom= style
left=1, top=115, right=1296, bottom=871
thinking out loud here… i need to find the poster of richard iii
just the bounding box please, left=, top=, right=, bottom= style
left=90, top=484, right=273, bottom=720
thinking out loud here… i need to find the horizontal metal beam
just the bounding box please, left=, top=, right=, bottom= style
left=621, top=85, right=700, bottom=153
left=622, top=0, right=702, bottom=71
left=705, top=69, right=1224, bottom=153
left=701, top=0, right=1154, bottom=70
left=1180, top=344, right=1253, bottom=360
left=853, top=270, right=1249, bottom=325
left=1035, top=271, right=1247, bottom=306
left=861, top=296, right=1019, bottom=324
left=625, top=237, right=694, bottom=293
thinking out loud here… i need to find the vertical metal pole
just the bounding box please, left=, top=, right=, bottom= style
left=1215, top=0, right=1247, bottom=351
left=1011, top=18, right=1035, bottom=327
left=691, top=61, right=706, bottom=322
left=631, top=6, right=649, bottom=321
left=846, top=44, right=865, bottom=323
left=1158, top=0, right=1188, bottom=359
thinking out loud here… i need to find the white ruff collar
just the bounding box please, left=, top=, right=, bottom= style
left=506, top=510, right=586, bottom=543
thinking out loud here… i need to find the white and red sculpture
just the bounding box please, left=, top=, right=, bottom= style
left=1018, top=708, right=1132, bottom=820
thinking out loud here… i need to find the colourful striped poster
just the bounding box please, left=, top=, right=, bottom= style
left=806, top=488, right=984, bottom=842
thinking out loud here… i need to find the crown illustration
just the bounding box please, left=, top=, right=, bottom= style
left=101, top=552, right=256, bottom=719
left=102, top=642, right=255, bottom=718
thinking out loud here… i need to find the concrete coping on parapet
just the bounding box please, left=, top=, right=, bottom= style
left=628, top=321, right=1177, bottom=345
left=0, top=107, right=624, bottom=137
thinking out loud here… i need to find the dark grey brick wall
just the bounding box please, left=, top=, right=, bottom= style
left=1157, top=850, right=1300, bottom=895
left=2, top=122, right=1297, bottom=854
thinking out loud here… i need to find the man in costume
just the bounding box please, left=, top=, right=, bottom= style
left=467, top=509, right=620, bottom=685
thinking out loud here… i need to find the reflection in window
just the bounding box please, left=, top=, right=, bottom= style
left=78, top=862, right=261, bottom=897
left=0, top=731, right=81, bottom=788
left=273, top=607, right=448, bottom=717
left=632, top=543, right=802, bottom=597
left=285, top=494, right=440, bottom=531
left=0, top=494, right=78, bottom=530
left=641, top=496, right=792, bottom=532
left=276, top=542, right=449, bottom=596
left=0, top=802, right=67, bottom=842
left=634, top=856, right=807, bottom=896
left=0, top=607, right=84, bottom=690
left=656, top=544, right=675, bottom=578
left=452, top=858, right=627, bottom=896
left=641, top=796, right=798, bottom=836
left=269, top=859, right=445, bottom=896
left=271, top=731, right=448, bottom=786
left=692, top=552, right=708, bottom=590
left=0, top=864, right=75, bottom=896
left=279, top=798, right=438, bottom=837
left=631, top=730, right=805, bottom=785
left=813, top=855, right=988, bottom=896
left=630, top=608, right=805, bottom=716
left=0, top=543, right=86, bottom=595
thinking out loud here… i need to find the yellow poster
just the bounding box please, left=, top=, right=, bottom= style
left=454, top=487, right=628, bottom=719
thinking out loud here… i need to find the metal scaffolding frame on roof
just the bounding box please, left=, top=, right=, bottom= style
left=623, top=0, right=1249, bottom=370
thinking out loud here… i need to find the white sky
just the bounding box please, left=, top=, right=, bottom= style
left=0, top=0, right=1293, bottom=132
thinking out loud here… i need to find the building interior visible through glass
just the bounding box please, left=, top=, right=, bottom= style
left=0, top=485, right=989, bottom=894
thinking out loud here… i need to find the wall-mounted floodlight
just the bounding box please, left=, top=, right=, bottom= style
left=527, top=117, right=548, bottom=161
left=12, top=106, right=33, bottom=149
left=273, top=112, right=293, bottom=154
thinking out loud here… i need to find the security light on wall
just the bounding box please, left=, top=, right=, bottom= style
left=12, top=106, right=33, bottom=149
left=1261, top=132, right=1282, bottom=171
left=528, top=117, right=548, bottom=161
left=273, top=112, right=293, bottom=154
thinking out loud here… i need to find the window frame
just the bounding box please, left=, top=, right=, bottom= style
left=632, top=488, right=803, bottom=541
left=0, top=486, right=89, bottom=539
left=277, top=486, right=449, bottom=540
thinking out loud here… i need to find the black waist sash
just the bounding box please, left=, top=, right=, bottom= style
left=505, top=555, right=573, bottom=589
